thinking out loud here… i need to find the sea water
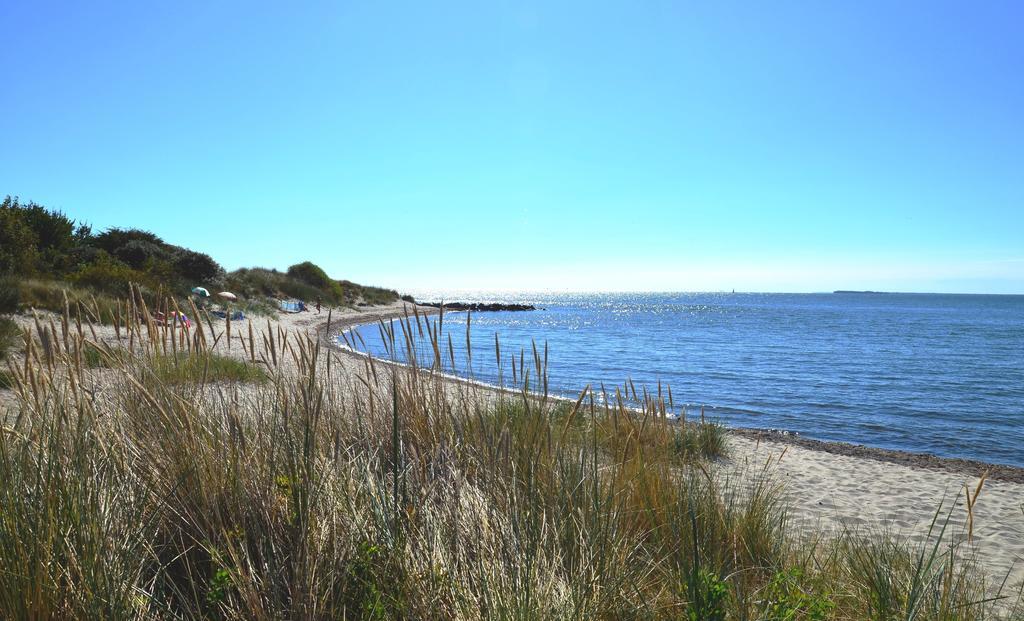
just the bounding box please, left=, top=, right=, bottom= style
left=345, top=292, right=1024, bottom=467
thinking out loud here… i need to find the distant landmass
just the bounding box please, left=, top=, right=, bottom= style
left=420, top=301, right=536, bottom=312
left=833, top=290, right=893, bottom=294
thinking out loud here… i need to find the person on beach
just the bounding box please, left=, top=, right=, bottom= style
left=316, top=299, right=322, bottom=314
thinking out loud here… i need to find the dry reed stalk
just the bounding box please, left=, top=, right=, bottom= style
left=248, top=320, right=256, bottom=363
left=60, top=290, right=70, bottom=353
left=266, top=318, right=276, bottom=367
left=964, top=470, right=988, bottom=543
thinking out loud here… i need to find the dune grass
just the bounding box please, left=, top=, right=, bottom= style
left=149, top=352, right=266, bottom=385
left=15, top=279, right=123, bottom=324
left=0, top=317, right=19, bottom=360
left=226, top=266, right=400, bottom=309
left=0, top=298, right=1019, bottom=619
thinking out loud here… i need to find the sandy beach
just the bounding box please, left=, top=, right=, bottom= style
left=6, top=301, right=1023, bottom=592
left=286, top=303, right=1024, bottom=590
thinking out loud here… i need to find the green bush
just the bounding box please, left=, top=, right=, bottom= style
left=228, top=265, right=395, bottom=308
left=0, top=277, right=20, bottom=314
left=91, top=227, right=165, bottom=254
left=287, top=261, right=332, bottom=289
left=2, top=196, right=395, bottom=310
left=0, top=196, right=86, bottom=275
left=286, top=261, right=348, bottom=304
left=279, top=279, right=328, bottom=303
left=112, top=239, right=170, bottom=270
left=89, top=228, right=223, bottom=292
left=0, top=198, right=39, bottom=275
left=18, top=202, right=78, bottom=272
left=0, top=317, right=20, bottom=360
left=758, top=568, right=834, bottom=620
left=227, top=267, right=318, bottom=303
left=68, top=252, right=148, bottom=297
left=171, top=247, right=223, bottom=283
left=685, top=569, right=729, bottom=621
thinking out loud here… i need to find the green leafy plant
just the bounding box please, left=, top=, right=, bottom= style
left=685, top=569, right=729, bottom=621
left=759, top=568, right=834, bottom=620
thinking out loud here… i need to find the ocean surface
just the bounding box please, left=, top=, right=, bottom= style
left=344, top=292, right=1024, bottom=467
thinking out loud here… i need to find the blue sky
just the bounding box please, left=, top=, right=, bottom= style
left=1, top=1, right=1021, bottom=293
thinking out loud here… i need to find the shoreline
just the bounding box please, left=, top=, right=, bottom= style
left=6, top=301, right=1023, bottom=588
left=315, top=303, right=1024, bottom=484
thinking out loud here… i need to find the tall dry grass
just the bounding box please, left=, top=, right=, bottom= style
left=0, top=292, right=1019, bottom=619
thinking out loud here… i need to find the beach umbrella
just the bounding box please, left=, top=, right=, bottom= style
left=191, top=287, right=210, bottom=297
left=217, top=291, right=237, bottom=301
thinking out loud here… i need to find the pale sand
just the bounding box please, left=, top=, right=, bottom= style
left=731, top=435, right=1024, bottom=588
left=321, top=304, right=1024, bottom=590
left=6, top=301, right=1023, bottom=590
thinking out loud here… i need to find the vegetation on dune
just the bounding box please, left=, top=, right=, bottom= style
left=0, top=276, right=20, bottom=360
left=0, top=195, right=404, bottom=312
left=226, top=265, right=400, bottom=308
left=0, top=318, right=20, bottom=361
left=149, top=352, right=267, bottom=385
left=1, top=196, right=220, bottom=297
left=14, top=279, right=123, bottom=324
left=0, top=298, right=1017, bottom=619
left=0, top=277, right=19, bottom=315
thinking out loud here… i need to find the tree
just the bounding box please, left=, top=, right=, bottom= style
left=0, top=197, right=39, bottom=275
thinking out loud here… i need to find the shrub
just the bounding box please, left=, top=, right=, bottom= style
left=0, top=317, right=19, bottom=360
left=112, top=239, right=170, bottom=269
left=66, top=244, right=103, bottom=270
left=338, top=280, right=399, bottom=306
left=0, top=196, right=85, bottom=275
left=228, top=265, right=364, bottom=307
left=758, top=568, right=834, bottom=620
left=286, top=261, right=332, bottom=288
left=18, top=202, right=77, bottom=270
left=91, top=227, right=165, bottom=254
left=0, top=199, right=39, bottom=275
left=171, top=247, right=223, bottom=283
left=287, top=262, right=346, bottom=304
left=68, top=252, right=148, bottom=297
left=685, top=569, right=729, bottom=621
left=227, top=267, right=318, bottom=302
left=0, top=277, right=20, bottom=314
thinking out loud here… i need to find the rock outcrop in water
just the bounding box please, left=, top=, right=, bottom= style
left=420, top=302, right=536, bottom=312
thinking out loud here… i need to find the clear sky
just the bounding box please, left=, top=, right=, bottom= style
left=1, top=1, right=1021, bottom=294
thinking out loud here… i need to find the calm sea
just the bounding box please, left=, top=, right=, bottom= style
left=345, top=292, right=1024, bottom=467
